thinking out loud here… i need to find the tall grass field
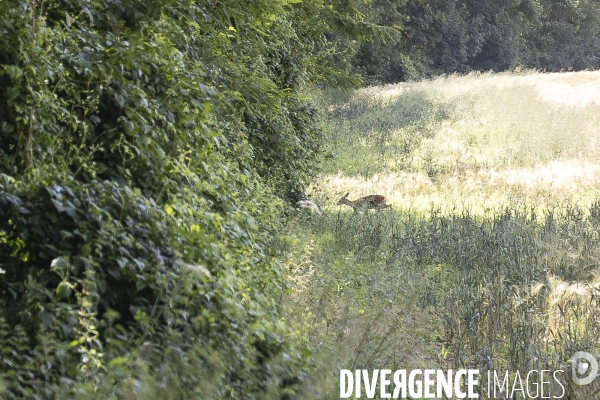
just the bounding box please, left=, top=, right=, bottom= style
left=287, top=71, right=600, bottom=399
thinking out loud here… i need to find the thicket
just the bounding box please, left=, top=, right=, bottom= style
left=355, top=0, right=600, bottom=84
left=0, top=0, right=373, bottom=397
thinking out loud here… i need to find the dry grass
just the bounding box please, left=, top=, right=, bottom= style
left=314, top=158, right=600, bottom=216
left=373, top=70, right=600, bottom=107
left=315, top=70, right=600, bottom=215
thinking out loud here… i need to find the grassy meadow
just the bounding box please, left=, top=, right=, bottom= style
left=288, top=71, right=600, bottom=399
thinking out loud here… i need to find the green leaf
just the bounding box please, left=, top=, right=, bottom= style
left=51, top=257, right=68, bottom=271
left=56, top=282, right=72, bottom=299
left=81, top=243, right=92, bottom=257
left=95, top=162, right=108, bottom=173
left=109, top=357, right=129, bottom=366
left=300, top=348, right=312, bottom=357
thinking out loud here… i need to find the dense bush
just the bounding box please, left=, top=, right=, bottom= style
left=0, top=0, right=370, bottom=397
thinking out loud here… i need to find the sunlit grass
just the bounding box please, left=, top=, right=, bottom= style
left=314, top=159, right=600, bottom=217
left=289, top=70, right=600, bottom=399
left=315, top=70, right=600, bottom=216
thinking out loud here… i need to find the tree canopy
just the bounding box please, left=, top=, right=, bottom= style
left=354, top=0, right=600, bottom=84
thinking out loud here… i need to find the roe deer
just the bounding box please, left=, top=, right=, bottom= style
left=337, top=192, right=390, bottom=213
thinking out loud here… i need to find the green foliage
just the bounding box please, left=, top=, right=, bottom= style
left=0, top=0, right=378, bottom=397
left=354, top=0, right=600, bottom=83
left=191, top=0, right=379, bottom=198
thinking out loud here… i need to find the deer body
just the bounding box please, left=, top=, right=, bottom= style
left=337, top=192, right=390, bottom=213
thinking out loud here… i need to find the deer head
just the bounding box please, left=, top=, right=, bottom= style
left=337, top=192, right=350, bottom=206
